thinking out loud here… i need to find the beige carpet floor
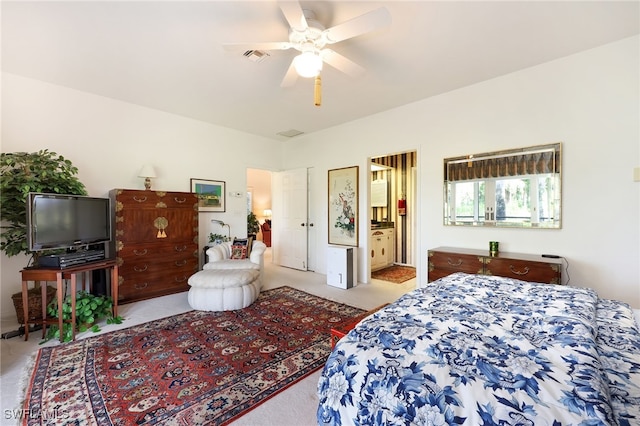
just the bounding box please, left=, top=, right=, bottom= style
left=1, top=249, right=415, bottom=426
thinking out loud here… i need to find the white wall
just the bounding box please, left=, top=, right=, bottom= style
left=282, top=36, right=640, bottom=308
left=2, top=36, right=638, bottom=323
left=1, top=74, right=283, bottom=319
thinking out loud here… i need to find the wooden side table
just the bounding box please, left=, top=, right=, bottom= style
left=20, top=259, right=119, bottom=342
left=330, top=303, right=390, bottom=349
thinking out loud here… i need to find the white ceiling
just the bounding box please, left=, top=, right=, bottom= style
left=2, top=1, right=638, bottom=141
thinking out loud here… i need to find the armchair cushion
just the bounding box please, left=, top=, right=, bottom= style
left=203, top=259, right=260, bottom=270
left=205, top=240, right=267, bottom=271
left=189, top=269, right=259, bottom=289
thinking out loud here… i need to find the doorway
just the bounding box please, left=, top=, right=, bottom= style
left=248, top=167, right=316, bottom=272
left=247, top=167, right=273, bottom=249
left=370, top=151, right=418, bottom=278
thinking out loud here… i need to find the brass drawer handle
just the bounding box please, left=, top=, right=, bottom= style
left=134, top=282, right=148, bottom=290
left=133, top=249, right=148, bottom=256
left=133, top=196, right=147, bottom=203
left=175, top=245, right=187, bottom=252
left=134, top=265, right=148, bottom=272
left=175, top=276, right=188, bottom=283
left=174, top=197, right=187, bottom=203
left=446, top=257, right=463, bottom=266
left=175, top=260, right=187, bottom=266
left=509, top=265, right=530, bottom=275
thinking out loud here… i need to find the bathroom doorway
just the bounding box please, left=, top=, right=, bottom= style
left=369, top=151, right=418, bottom=278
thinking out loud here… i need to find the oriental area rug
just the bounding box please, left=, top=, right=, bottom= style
left=371, top=265, right=416, bottom=284
left=21, top=286, right=364, bottom=426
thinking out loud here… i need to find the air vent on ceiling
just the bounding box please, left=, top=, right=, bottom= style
left=277, top=129, right=305, bottom=138
left=243, top=50, right=270, bottom=63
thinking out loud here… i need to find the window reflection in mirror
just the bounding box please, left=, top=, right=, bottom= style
left=444, top=143, right=561, bottom=228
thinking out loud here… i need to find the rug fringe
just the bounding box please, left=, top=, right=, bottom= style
left=17, top=349, right=39, bottom=412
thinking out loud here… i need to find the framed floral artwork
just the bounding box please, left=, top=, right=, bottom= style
left=191, top=178, right=226, bottom=212
left=328, top=166, right=358, bottom=246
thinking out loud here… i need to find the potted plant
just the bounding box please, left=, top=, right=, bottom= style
left=208, top=233, right=230, bottom=245
left=247, top=212, right=260, bottom=237
left=42, top=291, right=123, bottom=343
left=0, top=150, right=87, bottom=259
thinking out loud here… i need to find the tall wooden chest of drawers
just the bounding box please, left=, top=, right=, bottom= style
left=110, top=189, right=199, bottom=303
left=428, top=247, right=562, bottom=284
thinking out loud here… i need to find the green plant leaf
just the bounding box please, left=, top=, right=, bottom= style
left=0, top=150, right=87, bottom=257
left=63, top=326, right=73, bottom=342
left=107, top=316, right=124, bottom=325
left=38, top=293, right=123, bottom=343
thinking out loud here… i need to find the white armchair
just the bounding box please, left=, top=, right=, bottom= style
left=188, top=240, right=267, bottom=311
left=204, top=240, right=267, bottom=283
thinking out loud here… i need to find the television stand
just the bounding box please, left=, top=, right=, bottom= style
left=20, top=259, right=118, bottom=342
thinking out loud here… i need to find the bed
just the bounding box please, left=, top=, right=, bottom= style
left=317, top=272, right=640, bottom=425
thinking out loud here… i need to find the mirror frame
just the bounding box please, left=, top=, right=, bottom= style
left=444, top=142, right=562, bottom=229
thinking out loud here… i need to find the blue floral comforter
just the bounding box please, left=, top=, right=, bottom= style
left=317, top=273, right=640, bottom=425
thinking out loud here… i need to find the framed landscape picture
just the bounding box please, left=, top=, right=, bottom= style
left=328, top=166, right=358, bottom=246
left=191, top=178, right=226, bottom=212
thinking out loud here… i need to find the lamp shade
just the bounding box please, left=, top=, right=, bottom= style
left=263, top=209, right=272, bottom=217
left=293, top=52, right=323, bottom=78
left=138, top=164, right=157, bottom=178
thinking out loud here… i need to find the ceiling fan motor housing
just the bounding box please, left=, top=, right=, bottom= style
left=289, top=10, right=327, bottom=53
left=223, top=1, right=391, bottom=87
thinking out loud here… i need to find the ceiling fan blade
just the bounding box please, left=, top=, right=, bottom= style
left=320, top=49, right=365, bottom=78
left=278, top=0, right=308, bottom=32
left=323, top=7, right=391, bottom=44
left=223, top=42, right=291, bottom=52
left=280, top=59, right=299, bottom=87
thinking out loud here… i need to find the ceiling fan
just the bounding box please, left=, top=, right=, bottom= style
left=223, top=1, right=391, bottom=105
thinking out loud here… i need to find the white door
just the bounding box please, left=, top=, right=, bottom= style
left=272, top=168, right=308, bottom=270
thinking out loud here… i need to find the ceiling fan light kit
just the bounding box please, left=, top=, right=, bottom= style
left=224, top=1, right=390, bottom=103
left=293, top=48, right=323, bottom=78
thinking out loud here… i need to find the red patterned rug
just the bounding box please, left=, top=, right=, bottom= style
left=21, top=286, right=364, bottom=425
left=371, top=265, right=416, bottom=284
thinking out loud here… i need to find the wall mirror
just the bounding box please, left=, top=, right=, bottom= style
left=444, top=142, right=561, bottom=228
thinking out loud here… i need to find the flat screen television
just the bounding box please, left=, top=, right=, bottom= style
left=26, top=192, right=112, bottom=252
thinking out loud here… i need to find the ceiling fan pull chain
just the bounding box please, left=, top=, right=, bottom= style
left=314, top=75, right=322, bottom=107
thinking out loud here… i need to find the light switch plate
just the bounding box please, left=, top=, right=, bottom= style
left=634, top=167, right=640, bottom=182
